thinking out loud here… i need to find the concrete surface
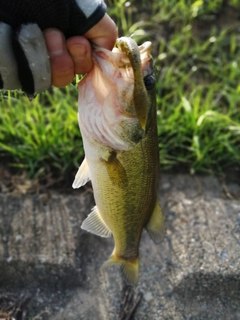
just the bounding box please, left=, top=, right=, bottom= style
left=0, top=174, right=240, bottom=319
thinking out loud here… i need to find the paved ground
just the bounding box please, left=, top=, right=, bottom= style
left=0, top=174, right=240, bottom=319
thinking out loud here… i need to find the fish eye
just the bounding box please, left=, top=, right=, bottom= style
left=144, top=74, right=155, bottom=91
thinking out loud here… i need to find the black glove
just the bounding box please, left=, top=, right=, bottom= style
left=0, top=0, right=106, bottom=95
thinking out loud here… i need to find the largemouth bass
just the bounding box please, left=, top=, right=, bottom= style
left=73, top=37, right=164, bottom=285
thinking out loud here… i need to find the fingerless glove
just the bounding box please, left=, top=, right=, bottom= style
left=0, top=0, right=106, bottom=94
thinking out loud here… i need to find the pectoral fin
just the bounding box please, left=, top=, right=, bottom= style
left=101, top=151, right=127, bottom=188
left=81, top=206, right=111, bottom=238
left=72, top=158, right=90, bottom=189
left=145, top=200, right=164, bottom=244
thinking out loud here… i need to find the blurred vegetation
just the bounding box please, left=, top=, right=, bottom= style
left=0, top=0, right=240, bottom=180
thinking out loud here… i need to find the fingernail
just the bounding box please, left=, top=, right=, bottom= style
left=69, top=44, right=87, bottom=61
left=45, top=30, right=64, bottom=56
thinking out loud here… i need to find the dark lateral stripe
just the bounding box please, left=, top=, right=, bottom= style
left=0, top=74, right=3, bottom=89
left=11, top=30, right=35, bottom=95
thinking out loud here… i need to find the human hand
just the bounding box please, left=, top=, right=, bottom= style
left=0, top=0, right=117, bottom=94
left=44, top=14, right=118, bottom=88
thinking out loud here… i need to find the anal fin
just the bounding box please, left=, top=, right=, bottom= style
left=72, top=158, right=90, bottom=189
left=145, top=199, right=164, bottom=244
left=81, top=206, right=111, bottom=238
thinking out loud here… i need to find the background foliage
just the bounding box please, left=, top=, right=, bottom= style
left=0, top=0, right=240, bottom=179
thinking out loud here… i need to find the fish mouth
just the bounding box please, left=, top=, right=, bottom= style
left=138, top=41, right=152, bottom=61
left=113, top=39, right=152, bottom=75
left=138, top=42, right=154, bottom=77
left=78, top=37, right=154, bottom=150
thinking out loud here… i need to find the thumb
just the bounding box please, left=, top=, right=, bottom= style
left=84, top=14, right=118, bottom=50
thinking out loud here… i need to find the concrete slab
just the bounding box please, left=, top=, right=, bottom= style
left=0, top=174, right=239, bottom=319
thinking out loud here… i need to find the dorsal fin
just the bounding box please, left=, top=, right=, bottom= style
left=145, top=199, right=165, bottom=244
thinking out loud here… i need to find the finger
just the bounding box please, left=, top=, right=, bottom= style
left=84, top=14, right=118, bottom=50
left=43, top=29, right=74, bottom=87
left=66, top=36, right=93, bottom=74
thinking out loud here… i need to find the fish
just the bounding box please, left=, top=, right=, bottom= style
left=73, top=37, right=164, bottom=285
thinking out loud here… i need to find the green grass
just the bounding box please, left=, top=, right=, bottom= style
left=0, top=87, right=82, bottom=177
left=154, top=25, right=240, bottom=173
left=0, top=0, right=240, bottom=178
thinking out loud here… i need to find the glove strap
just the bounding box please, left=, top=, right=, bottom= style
left=0, top=22, right=51, bottom=94
left=13, top=24, right=51, bottom=95
left=0, top=22, right=21, bottom=89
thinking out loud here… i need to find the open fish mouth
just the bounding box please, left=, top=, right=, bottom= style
left=78, top=37, right=155, bottom=151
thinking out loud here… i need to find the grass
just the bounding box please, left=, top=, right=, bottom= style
left=0, top=0, right=240, bottom=179
left=0, top=87, right=82, bottom=177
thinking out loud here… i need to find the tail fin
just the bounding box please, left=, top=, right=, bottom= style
left=102, top=254, right=139, bottom=285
